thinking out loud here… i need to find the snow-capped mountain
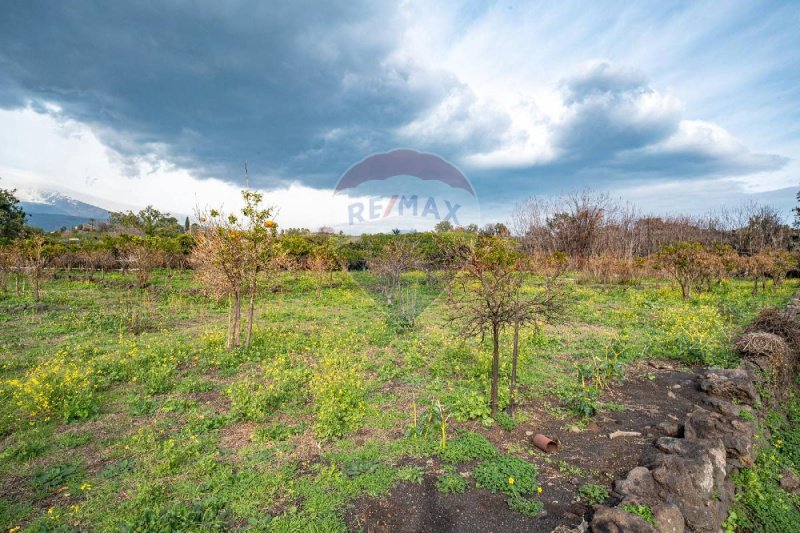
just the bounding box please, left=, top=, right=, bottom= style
left=16, top=188, right=111, bottom=231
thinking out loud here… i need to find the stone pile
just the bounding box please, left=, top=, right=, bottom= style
left=591, top=295, right=800, bottom=533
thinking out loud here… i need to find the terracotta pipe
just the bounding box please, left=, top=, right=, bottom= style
left=532, top=434, right=559, bottom=453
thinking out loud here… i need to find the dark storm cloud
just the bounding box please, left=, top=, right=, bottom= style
left=0, top=3, right=789, bottom=204
left=0, top=1, right=463, bottom=187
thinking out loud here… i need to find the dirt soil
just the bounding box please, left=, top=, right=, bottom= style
left=346, top=362, right=706, bottom=533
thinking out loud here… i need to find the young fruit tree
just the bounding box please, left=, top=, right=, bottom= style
left=19, top=235, right=50, bottom=303
left=192, top=191, right=276, bottom=350
left=447, top=236, right=522, bottom=416
left=241, top=191, right=278, bottom=347
left=656, top=241, right=706, bottom=301
left=368, top=239, right=419, bottom=305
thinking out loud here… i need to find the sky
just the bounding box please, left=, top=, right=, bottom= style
left=0, top=0, right=798, bottom=229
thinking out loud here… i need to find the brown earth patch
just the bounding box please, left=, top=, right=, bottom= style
left=346, top=361, right=705, bottom=532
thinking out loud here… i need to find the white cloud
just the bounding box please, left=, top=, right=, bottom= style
left=0, top=105, right=363, bottom=230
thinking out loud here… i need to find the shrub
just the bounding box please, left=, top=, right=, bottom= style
left=473, top=455, right=538, bottom=497
left=7, top=354, right=99, bottom=423
left=311, top=354, right=367, bottom=439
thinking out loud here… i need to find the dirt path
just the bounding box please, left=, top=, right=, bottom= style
left=347, top=362, right=705, bottom=532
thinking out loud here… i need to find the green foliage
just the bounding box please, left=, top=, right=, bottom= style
left=311, top=354, right=367, bottom=440
left=436, top=466, right=468, bottom=494
left=6, top=352, right=99, bottom=423
left=227, top=356, right=309, bottom=422
left=440, top=431, right=497, bottom=464
left=473, top=455, right=538, bottom=497
left=575, top=342, right=624, bottom=390
left=494, top=411, right=518, bottom=431
left=507, top=495, right=544, bottom=517
left=578, top=483, right=609, bottom=505
left=652, top=304, right=731, bottom=365
left=396, top=465, right=425, bottom=485
left=119, top=497, right=228, bottom=532
left=447, top=386, right=493, bottom=422
left=0, top=264, right=793, bottom=532
left=341, top=457, right=382, bottom=478
left=0, top=185, right=25, bottom=243
left=729, top=394, right=800, bottom=531
left=559, top=385, right=600, bottom=418
left=254, top=422, right=305, bottom=443
left=620, top=503, right=656, bottom=526
left=31, top=463, right=82, bottom=493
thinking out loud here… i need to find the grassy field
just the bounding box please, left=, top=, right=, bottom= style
left=0, top=271, right=796, bottom=532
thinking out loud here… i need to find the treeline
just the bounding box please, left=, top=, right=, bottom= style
left=1, top=186, right=799, bottom=302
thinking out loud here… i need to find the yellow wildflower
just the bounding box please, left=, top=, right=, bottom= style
left=508, top=477, right=515, bottom=485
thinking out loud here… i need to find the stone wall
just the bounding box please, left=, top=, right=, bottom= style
left=591, top=294, right=800, bottom=533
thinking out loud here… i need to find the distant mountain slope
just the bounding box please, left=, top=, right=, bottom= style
left=17, top=190, right=110, bottom=231
left=23, top=212, right=100, bottom=231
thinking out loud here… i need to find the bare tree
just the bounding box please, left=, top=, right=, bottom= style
left=447, top=236, right=521, bottom=416
left=125, top=239, right=164, bottom=288
left=368, top=239, right=420, bottom=305
left=19, top=235, right=49, bottom=303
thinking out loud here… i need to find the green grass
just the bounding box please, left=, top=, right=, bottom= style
left=0, top=270, right=795, bottom=531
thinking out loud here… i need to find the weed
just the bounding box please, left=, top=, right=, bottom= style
left=31, top=463, right=82, bottom=494
left=341, top=457, right=381, bottom=478
left=396, top=465, right=425, bottom=485
left=119, top=497, right=228, bottom=532
left=473, top=455, right=538, bottom=497
left=507, top=495, right=544, bottom=517
left=558, top=385, right=600, bottom=418
left=494, top=411, right=518, bottom=431
left=620, top=503, right=656, bottom=526
left=436, top=467, right=468, bottom=494
left=254, top=422, right=305, bottom=442
left=228, top=355, right=309, bottom=422
left=7, top=353, right=99, bottom=422
left=578, top=483, right=608, bottom=505
left=311, top=354, right=366, bottom=440
left=441, top=431, right=497, bottom=464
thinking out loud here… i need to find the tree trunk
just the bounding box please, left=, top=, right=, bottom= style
left=245, top=281, right=256, bottom=348
left=226, top=294, right=235, bottom=350
left=681, top=281, right=689, bottom=301
left=510, top=319, right=520, bottom=417
left=232, top=291, right=241, bottom=347
left=490, top=323, right=500, bottom=417
left=753, top=277, right=759, bottom=296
